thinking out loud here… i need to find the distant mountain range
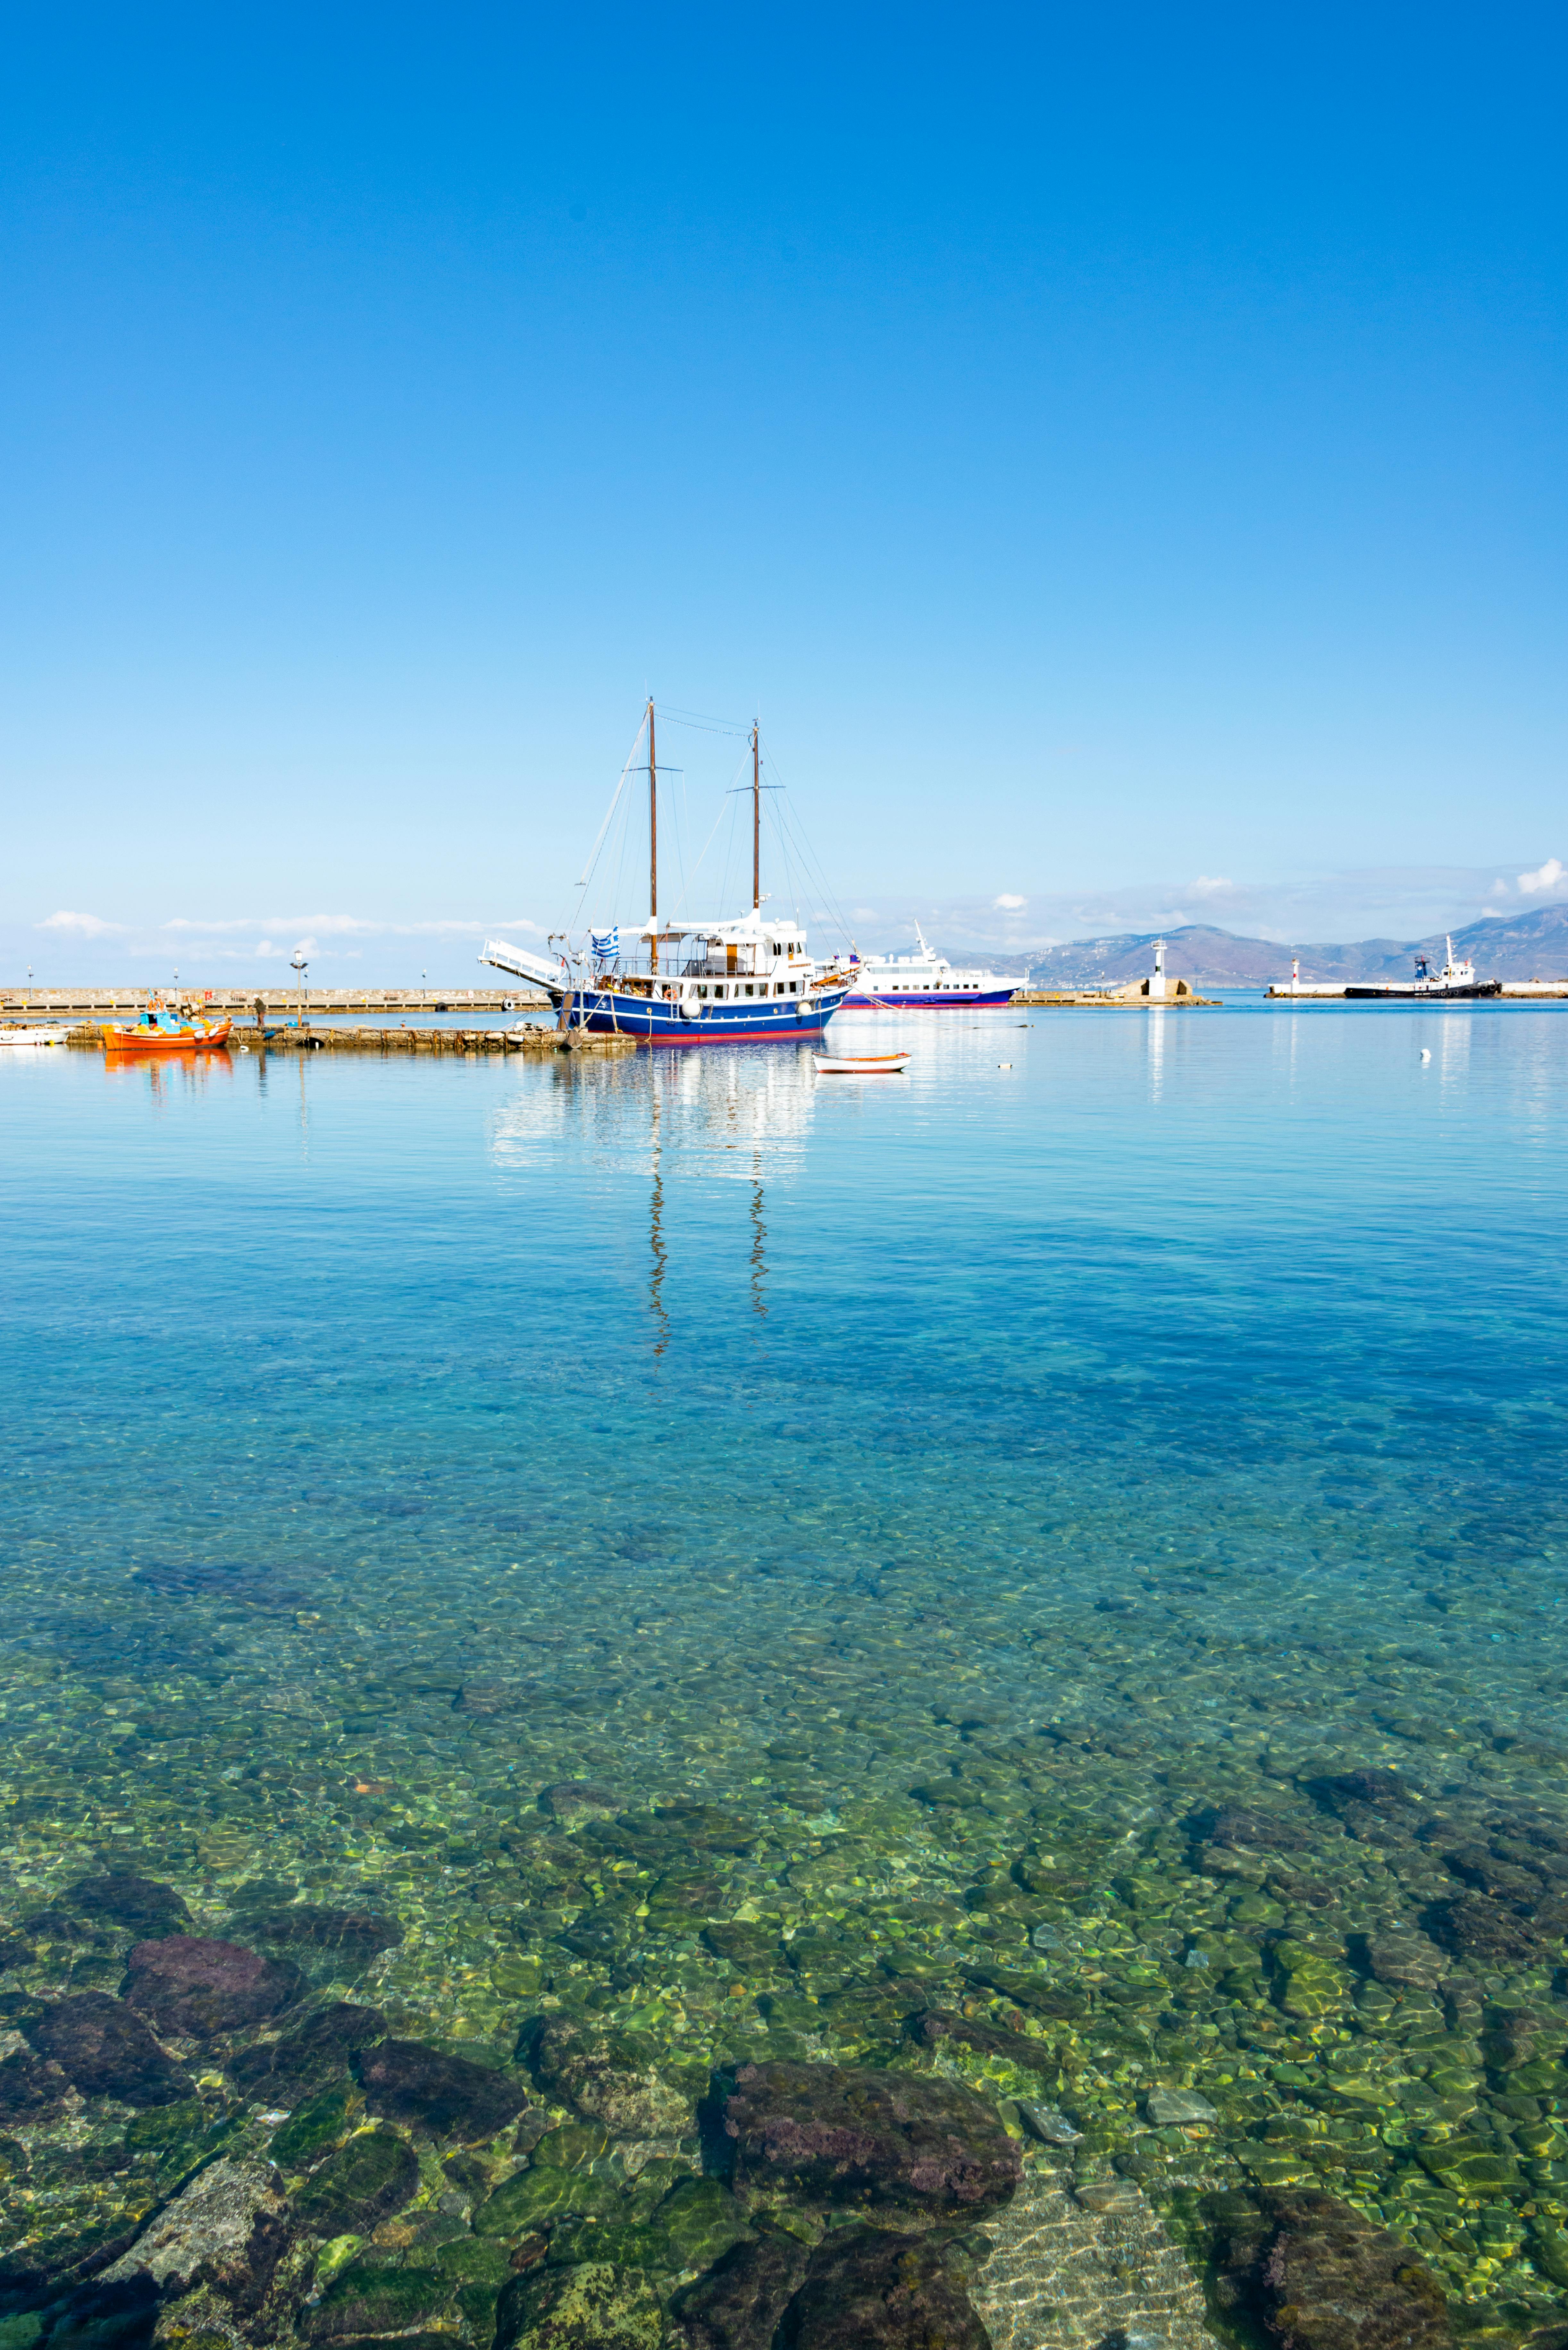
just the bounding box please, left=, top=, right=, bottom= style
left=1024, top=902, right=1568, bottom=988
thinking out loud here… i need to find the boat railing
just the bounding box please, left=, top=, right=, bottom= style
left=582, top=952, right=801, bottom=985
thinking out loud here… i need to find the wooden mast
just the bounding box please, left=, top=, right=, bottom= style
left=648, top=698, right=658, bottom=976
left=751, top=720, right=760, bottom=911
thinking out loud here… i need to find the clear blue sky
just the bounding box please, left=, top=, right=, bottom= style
left=4, top=2, right=1565, bottom=979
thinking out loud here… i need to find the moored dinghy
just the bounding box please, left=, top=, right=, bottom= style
left=0, top=1023, right=72, bottom=1047
left=813, top=1049, right=911, bottom=1074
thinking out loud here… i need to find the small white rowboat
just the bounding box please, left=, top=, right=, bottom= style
left=813, top=1050, right=911, bottom=1075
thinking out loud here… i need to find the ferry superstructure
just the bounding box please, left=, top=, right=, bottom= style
left=839, top=924, right=1021, bottom=1013
left=481, top=703, right=851, bottom=1044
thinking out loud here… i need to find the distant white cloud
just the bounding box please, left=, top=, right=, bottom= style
left=1189, top=875, right=1234, bottom=898
left=1518, top=858, right=1565, bottom=896
left=37, top=910, right=123, bottom=936
left=993, top=893, right=1027, bottom=910
left=159, top=911, right=540, bottom=937
left=1488, top=879, right=1510, bottom=897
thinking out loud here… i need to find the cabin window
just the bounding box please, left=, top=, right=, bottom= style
left=744, top=983, right=754, bottom=996
left=789, top=982, right=798, bottom=994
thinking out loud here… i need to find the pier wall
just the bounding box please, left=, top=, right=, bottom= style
left=65, top=1024, right=634, bottom=1056
left=5, top=986, right=547, bottom=1015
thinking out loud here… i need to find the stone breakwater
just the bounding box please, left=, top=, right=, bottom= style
left=66, top=1026, right=637, bottom=1057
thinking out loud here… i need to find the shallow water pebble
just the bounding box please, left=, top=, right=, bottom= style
left=2, top=1014, right=1567, bottom=2341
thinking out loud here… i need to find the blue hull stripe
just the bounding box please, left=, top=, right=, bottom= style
left=567, top=987, right=850, bottom=1044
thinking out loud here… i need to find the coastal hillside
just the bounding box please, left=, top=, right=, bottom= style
left=1025, top=901, right=1568, bottom=987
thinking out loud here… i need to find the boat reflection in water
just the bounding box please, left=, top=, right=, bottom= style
left=103, top=1048, right=234, bottom=1106
left=490, top=1042, right=817, bottom=1354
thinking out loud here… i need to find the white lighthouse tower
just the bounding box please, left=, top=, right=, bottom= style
left=1147, top=937, right=1169, bottom=1001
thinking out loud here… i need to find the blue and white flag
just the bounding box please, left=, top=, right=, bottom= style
left=590, top=927, right=620, bottom=964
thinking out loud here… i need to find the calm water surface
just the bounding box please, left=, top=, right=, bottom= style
left=3, top=1004, right=1567, bottom=2318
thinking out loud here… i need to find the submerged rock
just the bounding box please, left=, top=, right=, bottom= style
left=541, top=1782, right=620, bottom=1819
left=1188, top=1804, right=1312, bottom=1853
left=959, top=1966, right=1088, bottom=2021
left=2, top=2270, right=159, bottom=2346
left=521, top=2017, right=689, bottom=2139
left=355, top=2036, right=530, bottom=2137
left=0, top=2043, right=73, bottom=2122
left=655, top=2176, right=753, bottom=2272
left=702, top=2060, right=1020, bottom=2221
left=1145, top=2088, right=1218, bottom=2125
left=242, top=1905, right=402, bottom=1962
left=1424, top=1893, right=1556, bottom=1968
left=231, top=2000, right=387, bottom=2101
left=702, top=1923, right=780, bottom=1970
left=1362, top=1932, right=1446, bottom=1989
left=267, top=2081, right=360, bottom=2166
left=495, top=2259, right=665, bottom=2350
left=1013, top=2100, right=1081, bottom=2147
left=906, top=2007, right=1052, bottom=2075
left=29, top=1871, right=191, bottom=1940
left=775, top=2226, right=990, bottom=2350
left=124, top=1934, right=305, bottom=2038
left=1315, top=1770, right=1420, bottom=1814
left=28, top=1991, right=194, bottom=2105
left=304, top=2260, right=454, bottom=2340
left=456, top=1680, right=535, bottom=1716
left=292, top=2124, right=419, bottom=2234
left=1217, top=2186, right=1451, bottom=2350
left=674, top=2232, right=812, bottom=2350
left=103, top=2155, right=289, bottom=2306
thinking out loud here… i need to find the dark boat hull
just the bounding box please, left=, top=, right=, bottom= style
left=1344, top=982, right=1501, bottom=1000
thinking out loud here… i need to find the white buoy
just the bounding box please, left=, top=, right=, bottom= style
left=1420, top=1048, right=1431, bottom=1061
left=999, top=1061, right=1012, bottom=1068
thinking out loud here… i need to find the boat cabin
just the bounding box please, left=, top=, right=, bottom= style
left=602, top=908, right=820, bottom=1002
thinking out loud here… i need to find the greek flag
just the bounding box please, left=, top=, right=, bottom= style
left=590, top=926, right=620, bottom=964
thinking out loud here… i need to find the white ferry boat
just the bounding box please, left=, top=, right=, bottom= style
left=838, top=925, right=1021, bottom=1014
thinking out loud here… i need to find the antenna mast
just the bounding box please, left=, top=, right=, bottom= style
left=752, top=720, right=761, bottom=911
left=648, top=698, right=658, bottom=975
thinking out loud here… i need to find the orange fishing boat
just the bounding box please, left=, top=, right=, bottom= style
left=104, top=999, right=233, bottom=1053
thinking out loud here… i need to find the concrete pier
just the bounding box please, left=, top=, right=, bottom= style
left=5, top=985, right=546, bottom=1016
left=66, top=1023, right=635, bottom=1056
left=1014, top=990, right=1220, bottom=1008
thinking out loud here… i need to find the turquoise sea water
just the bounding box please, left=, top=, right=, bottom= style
left=3, top=1003, right=1568, bottom=2326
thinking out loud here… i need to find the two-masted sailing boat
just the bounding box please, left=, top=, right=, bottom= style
left=481, top=702, right=852, bottom=1043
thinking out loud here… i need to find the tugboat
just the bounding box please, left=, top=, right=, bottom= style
left=1346, top=938, right=1501, bottom=1000
left=481, top=703, right=851, bottom=1044
left=103, top=999, right=234, bottom=1052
